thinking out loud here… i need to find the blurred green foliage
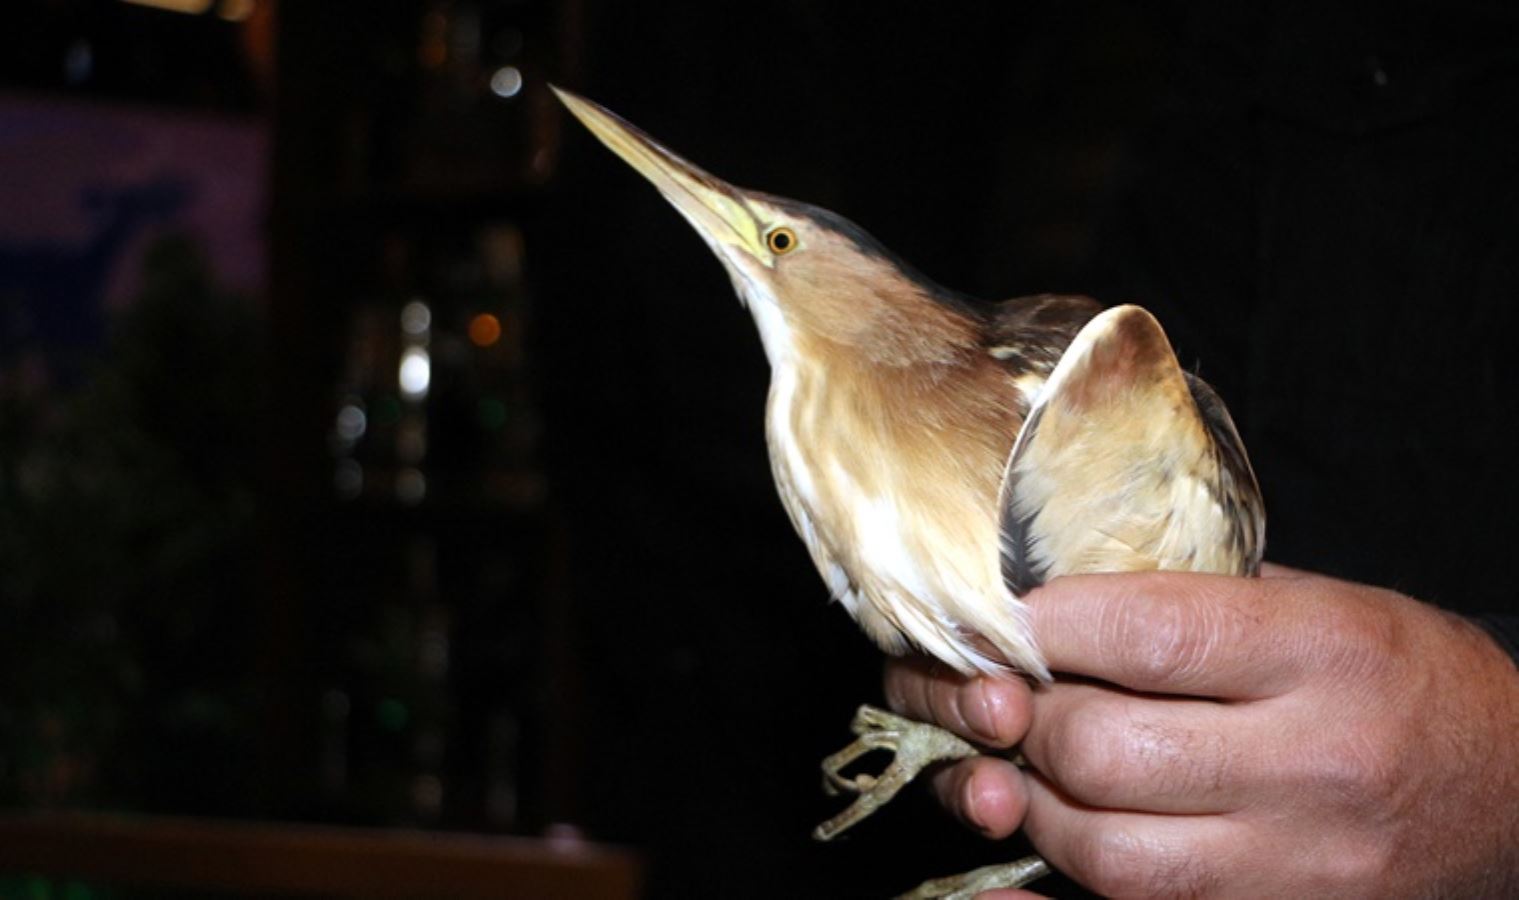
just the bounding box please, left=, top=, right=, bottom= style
left=0, top=236, right=265, bottom=814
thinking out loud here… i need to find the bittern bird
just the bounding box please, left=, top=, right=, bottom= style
left=555, top=87, right=1265, bottom=898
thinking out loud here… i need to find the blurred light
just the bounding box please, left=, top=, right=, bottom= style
left=401, top=299, right=432, bottom=336
left=530, top=145, right=555, bottom=180
left=334, top=459, right=363, bottom=499
left=419, top=11, right=448, bottom=69
left=120, top=0, right=214, bottom=13
left=544, top=823, right=588, bottom=846
left=412, top=774, right=444, bottom=818
left=218, top=0, right=255, bottom=21
left=468, top=313, right=502, bottom=347
left=399, top=348, right=431, bottom=399
left=377, top=698, right=409, bottom=731
left=397, top=418, right=427, bottom=463
left=450, top=6, right=483, bottom=61
left=490, top=66, right=524, bottom=99
left=396, top=467, right=427, bottom=505
left=481, top=225, right=525, bottom=285
left=63, top=40, right=92, bottom=84
left=478, top=397, right=507, bottom=431
left=335, top=403, right=367, bottom=441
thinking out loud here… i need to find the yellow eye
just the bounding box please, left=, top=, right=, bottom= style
left=766, top=226, right=798, bottom=255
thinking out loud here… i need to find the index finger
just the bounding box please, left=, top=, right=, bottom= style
left=884, top=655, right=1032, bottom=749
left=1027, top=571, right=1307, bottom=698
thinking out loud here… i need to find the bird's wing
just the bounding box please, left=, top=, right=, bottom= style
left=983, top=293, right=1102, bottom=374
left=997, top=305, right=1264, bottom=595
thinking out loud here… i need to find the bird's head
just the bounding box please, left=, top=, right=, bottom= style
left=554, top=87, right=978, bottom=367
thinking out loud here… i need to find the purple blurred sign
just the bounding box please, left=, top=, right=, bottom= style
left=0, top=92, right=266, bottom=380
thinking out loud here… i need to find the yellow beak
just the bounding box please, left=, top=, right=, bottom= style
left=552, top=86, right=768, bottom=264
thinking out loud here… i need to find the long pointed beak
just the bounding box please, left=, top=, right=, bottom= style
left=552, top=86, right=767, bottom=264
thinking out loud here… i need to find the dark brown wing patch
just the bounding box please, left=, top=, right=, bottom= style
left=1183, top=372, right=1266, bottom=576
left=983, top=293, right=1102, bottom=373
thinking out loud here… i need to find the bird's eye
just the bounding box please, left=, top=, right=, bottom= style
left=766, top=226, right=798, bottom=255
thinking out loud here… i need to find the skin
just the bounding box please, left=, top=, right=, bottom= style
left=883, top=564, right=1519, bottom=898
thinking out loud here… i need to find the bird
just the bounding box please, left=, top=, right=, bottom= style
left=553, top=86, right=1265, bottom=898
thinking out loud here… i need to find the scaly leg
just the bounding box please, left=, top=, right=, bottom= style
left=813, top=704, right=980, bottom=841
left=896, top=857, right=1051, bottom=899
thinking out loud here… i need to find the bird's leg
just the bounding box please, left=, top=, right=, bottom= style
left=813, top=704, right=979, bottom=841
left=816, top=708, right=1054, bottom=895
left=895, top=857, right=1051, bottom=900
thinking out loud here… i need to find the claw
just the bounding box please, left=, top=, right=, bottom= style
left=895, top=857, right=1051, bottom=900
left=813, top=705, right=979, bottom=841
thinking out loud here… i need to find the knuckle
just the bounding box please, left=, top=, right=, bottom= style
left=1077, top=826, right=1207, bottom=899
left=1310, top=727, right=1406, bottom=814
left=1306, top=587, right=1404, bottom=682
left=1052, top=703, right=1126, bottom=799
left=1110, top=589, right=1213, bottom=687
left=1126, top=718, right=1230, bottom=798
left=1073, top=826, right=1147, bottom=895
left=1315, top=833, right=1397, bottom=888
left=1148, top=846, right=1215, bottom=899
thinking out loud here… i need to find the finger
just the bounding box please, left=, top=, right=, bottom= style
left=1023, top=773, right=1239, bottom=899
left=884, top=656, right=1032, bottom=748
left=928, top=755, right=1028, bottom=839
left=1027, top=572, right=1307, bottom=698
left=1259, top=560, right=1308, bottom=578
left=1024, top=681, right=1259, bottom=813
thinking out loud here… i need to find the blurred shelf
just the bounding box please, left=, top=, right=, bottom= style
left=0, top=811, right=641, bottom=900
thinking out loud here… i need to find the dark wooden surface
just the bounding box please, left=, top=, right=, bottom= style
left=0, top=812, right=641, bottom=899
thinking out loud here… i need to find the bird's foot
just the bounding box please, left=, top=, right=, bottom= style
left=813, top=704, right=979, bottom=841
left=895, top=856, right=1051, bottom=900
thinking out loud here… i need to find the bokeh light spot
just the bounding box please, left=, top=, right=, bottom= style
left=489, top=66, right=524, bottom=99
left=399, top=348, right=431, bottom=399
left=468, top=313, right=502, bottom=347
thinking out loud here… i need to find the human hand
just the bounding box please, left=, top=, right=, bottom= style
left=884, top=567, right=1519, bottom=897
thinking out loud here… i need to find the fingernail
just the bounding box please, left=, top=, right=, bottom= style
left=960, top=681, right=1005, bottom=744
left=962, top=766, right=1002, bottom=836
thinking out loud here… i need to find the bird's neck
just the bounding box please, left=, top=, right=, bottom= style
left=740, top=279, right=982, bottom=371
left=753, top=288, right=1016, bottom=461
left=743, top=288, right=799, bottom=370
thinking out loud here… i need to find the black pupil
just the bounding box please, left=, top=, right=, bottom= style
left=772, top=231, right=791, bottom=250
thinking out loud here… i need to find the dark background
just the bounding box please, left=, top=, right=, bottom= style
left=4, top=1, right=1518, bottom=898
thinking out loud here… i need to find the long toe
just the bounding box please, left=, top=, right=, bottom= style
left=814, top=705, right=981, bottom=841
left=896, top=857, right=1052, bottom=900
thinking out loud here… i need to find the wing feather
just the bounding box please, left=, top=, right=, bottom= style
left=998, top=305, right=1265, bottom=595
